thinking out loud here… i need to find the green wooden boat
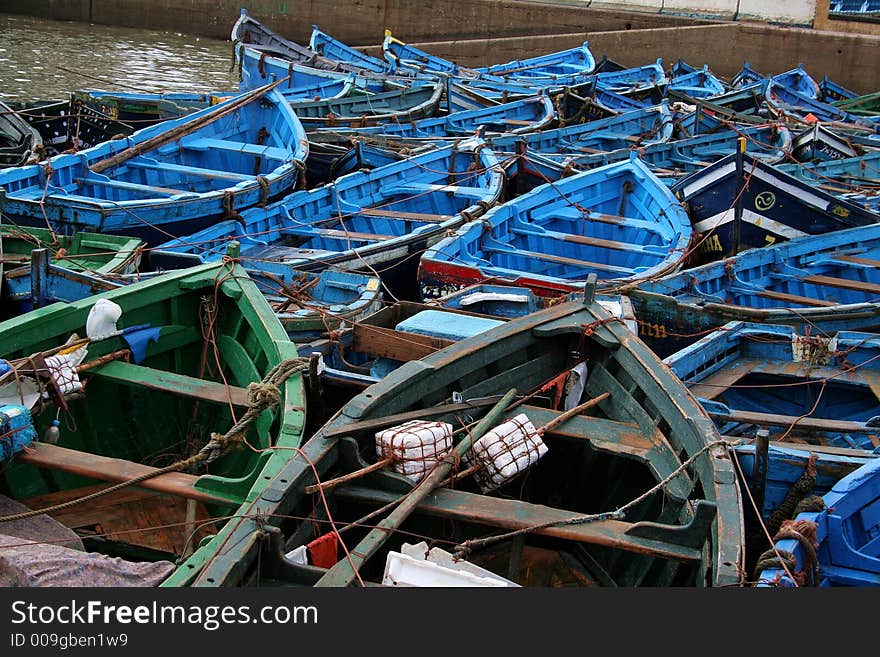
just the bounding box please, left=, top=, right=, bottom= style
left=833, top=90, right=880, bottom=117
left=182, top=281, right=744, bottom=587
left=0, top=225, right=144, bottom=314
left=0, top=255, right=307, bottom=585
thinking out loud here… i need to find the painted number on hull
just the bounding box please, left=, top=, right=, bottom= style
left=640, top=323, right=668, bottom=339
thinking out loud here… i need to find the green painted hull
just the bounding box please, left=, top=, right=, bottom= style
left=0, top=259, right=306, bottom=585
left=1, top=225, right=143, bottom=275
left=187, top=293, right=744, bottom=587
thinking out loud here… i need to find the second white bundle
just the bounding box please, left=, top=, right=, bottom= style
left=375, top=419, right=454, bottom=482
left=468, top=413, right=548, bottom=492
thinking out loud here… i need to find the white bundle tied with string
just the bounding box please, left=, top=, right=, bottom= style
left=43, top=345, right=88, bottom=397
left=468, top=413, right=547, bottom=492
left=375, top=420, right=453, bottom=482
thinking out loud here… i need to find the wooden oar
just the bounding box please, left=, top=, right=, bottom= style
left=314, top=388, right=518, bottom=587
left=88, top=77, right=289, bottom=174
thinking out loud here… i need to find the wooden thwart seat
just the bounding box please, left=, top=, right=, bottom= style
left=803, top=274, right=880, bottom=296
left=85, top=360, right=250, bottom=407
left=336, top=485, right=703, bottom=563
left=16, top=443, right=233, bottom=505
left=74, top=177, right=185, bottom=197
left=127, top=158, right=251, bottom=182
left=356, top=208, right=453, bottom=223
left=484, top=245, right=635, bottom=274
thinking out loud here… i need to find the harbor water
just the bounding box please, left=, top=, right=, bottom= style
left=0, top=13, right=238, bottom=102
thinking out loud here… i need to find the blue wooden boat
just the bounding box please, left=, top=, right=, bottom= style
left=418, top=154, right=692, bottom=298
left=287, top=80, right=445, bottom=130
left=626, top=222, right=880, bottom=357
left=0, top=99, right=43, bottom=168
left=151, top=140, right=505, bottom=299
left=382, top=30, right=596, bottom=81
left=819, top=76, right=859, bottom=103
left=732, top=62, right=820, bottom=100
left=318, top=93, right=556, bottom=139
left=777, top=149, right=880, bottom=189
left=668, top=65, right=728, bottom=100
left=232, top=9, right=401, bottom=77
left=664, top=322, right=880, bottom=451
left=488, top=103, right=674, bottom=157
left=0, top=226, right=143, bottom=314
left=0, top=83, right=309, bottom=246
left=731, top=439, right=877, bottom=582
left=243, top=265, right=384, bottom=342
left=701, top=79, right=770, bottom=115
left=766, top=81, right=871, bottom=126
left=671, top=151, right=878, bottom=262
left=74, top=89, right=233, bottom=127
left=790, top=123, right=858, bottom=162
left=309, top=25, right=397, bottom=76
left=756, top=458, right=880, bottom=586
left=566, top=123, right=792, bottom=182
left=9, top=97, right=134, bottom=159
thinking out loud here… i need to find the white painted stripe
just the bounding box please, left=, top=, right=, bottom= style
left=680, top=161, right=736, bottom=198
left=693, top=208, right=809, bottom=240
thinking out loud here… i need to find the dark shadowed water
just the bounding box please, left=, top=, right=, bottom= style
left=0, top=13, right=240, bottom=102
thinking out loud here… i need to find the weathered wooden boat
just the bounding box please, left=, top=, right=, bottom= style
left=432, top=282, right=557, bottom=318
left=0, top=99, right=44, bottom=168
left=766, top=81, right=870, bottom=126
left=664, top=322, right=880, bottom=452
left=776, top=149, right=880, bottom=190
left=418, top=155, right=693, bottom=299
left=320, top=93, right=556, bottom=139
left=701, top=80, right=770, bottom=115
left=288, top=79, right=445, bottom=130
left=232, top=9, right=403, bottom=78
left=0, top=225, right=143, bottom=314
left=756, top=458, right=880, bottom=586
left=382, top=30, right=596, bottom=82
left=731, top=439, right=877, bottom=580
left=304, top=137, right=413, bottom=186
left=8, top=97, right=133, bottom=157
left=624, top=222, right=880, bottom=357
left=487, top=103, right=674, bottom=157
left=151, top=139, right=505, bottom=300
left=732, top=62, right=820, bottom=100
left=309, top=26, right=397, bottom=76
left=671, top=151, right=878, bottom=262
left=0, top=82, right=309, bottom=246
left=170, top=289, right=743, bottom=587
left=247, top=266, right=384, bottom=342
left=833, top=90, right=880, bottom=118
left=73, top=89, right=233, bottom=127
left=819, top=76, right=859, bottom=104
left=670, top=97, right=767, bottom=139
left=566, top=123, right=792, bottom=181
left=234, top=45, right=367, bottom=99
left=0, top=257, right=307, bottom=585
left=668, top=65, right=728, bottom=100
left=791, top=123, right=859, bottom=162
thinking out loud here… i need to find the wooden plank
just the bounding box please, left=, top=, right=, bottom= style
left=557, top=232, right=658, bottom=254
left=483, top=245, right=635, bottom=274
left=73, top=177, right=183, bottom=197
left=708, top=408, right=880, bottom=435
left=127, top=158, right=251, bottom=181
left=182, top=137, right=290, bottom=161
left=756, top=289, right=837, bottom=307
left=351, top=324, right=453, bottom=361
left=519, top=404, right=654, bottom=459
left=86, top=360, right=249, bottom=407
left=687, top=359, right=760, bottom=401
left=834, top=255, right=880, bottom=268
left=15, top=444, right=233, bottom=504
left=803, top=274, right=880, bottom=296
left=356, top=208, right=453, bottom=223
left=335, top=485, right=702, bottom=563
left=309, top=228, right=391, bottom=242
